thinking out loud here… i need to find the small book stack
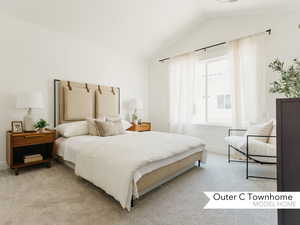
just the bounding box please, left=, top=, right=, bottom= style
left=24, top=154, right=43, bottom=163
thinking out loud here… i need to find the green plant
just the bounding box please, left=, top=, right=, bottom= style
left=269, top=58, right=300, bottom=98
left=34, top=119, right=49, bottom=129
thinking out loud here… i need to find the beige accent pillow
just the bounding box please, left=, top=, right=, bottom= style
left=86, top=117, right=105, bottom=136
left=245, top=120, right=273, bottom=143
left=95, top=119, right=125, bottom=137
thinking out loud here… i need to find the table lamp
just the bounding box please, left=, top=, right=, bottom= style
left=16, top=91, right=44, bottom=131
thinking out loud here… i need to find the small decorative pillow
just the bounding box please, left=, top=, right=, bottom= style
left=95, top=119, right=125, bottom=137
left=106, top=116, right=132, bottom=130
left=244, top=120, right=273, bottom=143
left=122, top=120, right=132, bottom=130
left=86, top=116, right=105, bottom=136
left=56, top=121, right=88, bottom=138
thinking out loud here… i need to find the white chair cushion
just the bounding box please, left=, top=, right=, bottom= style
left=225, top=136, right=276, bottom=156
left=247, top=140, right=276, bottom=156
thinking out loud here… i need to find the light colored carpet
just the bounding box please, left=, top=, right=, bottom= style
left=0, top=153, right=276, bottom=225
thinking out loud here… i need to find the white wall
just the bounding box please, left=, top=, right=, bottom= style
left=149, top=11, right=300, bottom=154
left=0, top=14, right=149, bottom=168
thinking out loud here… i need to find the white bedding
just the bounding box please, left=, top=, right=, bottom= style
left=55, top=131, right=206, bottom=210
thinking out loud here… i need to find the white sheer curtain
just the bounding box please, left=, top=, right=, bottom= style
left=228, top=33, right=269, bottom=128
left=169, top=53, right=199, bottom=133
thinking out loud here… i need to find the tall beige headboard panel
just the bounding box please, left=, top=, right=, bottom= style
left=96, top=86, right=120, bottom=118
left=55, top=80, right=120, bottom=125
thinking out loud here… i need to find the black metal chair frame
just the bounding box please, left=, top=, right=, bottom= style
left=228, top=128, right=277, bottom=180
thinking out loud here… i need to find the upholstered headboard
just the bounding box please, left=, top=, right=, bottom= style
left=54, top=79, right=120, bottom=126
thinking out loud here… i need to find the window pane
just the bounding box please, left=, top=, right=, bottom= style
left=217, top=95, right=225, bottom=109
left=206, top=57, right=232, bottom=124
left=225, top=94, right=231, bottom=109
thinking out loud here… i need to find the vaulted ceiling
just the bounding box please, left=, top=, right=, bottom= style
left=0, top=0, right=299, bottom=59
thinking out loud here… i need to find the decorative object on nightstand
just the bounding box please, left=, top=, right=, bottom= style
left=6, top=130, right=55, bottom=175
left=127, top=122, right=151, bottom=132
left=11, top=121, right=24, bottom=133
left=16, top=91, right=44, bottom=131
left=33, top=118, right=49, bottom=133
left=128, top=99, right=143, bottom=124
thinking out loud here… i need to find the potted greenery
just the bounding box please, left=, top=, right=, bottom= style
left=269, top=58, right=300, bottom=98
left=34, top=119, right=49, bottom=133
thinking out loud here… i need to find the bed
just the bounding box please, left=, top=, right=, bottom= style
left=53, top=79, right=207, bottom=210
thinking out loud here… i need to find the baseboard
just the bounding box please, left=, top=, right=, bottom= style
left=0, top=161, right=8, bottom=170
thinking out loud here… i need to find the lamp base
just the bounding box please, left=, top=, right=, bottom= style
left=24, top=109, right=34, bottom=131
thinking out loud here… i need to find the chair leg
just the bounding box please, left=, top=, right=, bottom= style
left=246, top=156, right=249, bottom=179
left=228, top=145, right=231, bottom=163
left=246, top=139, right=249, bottom=179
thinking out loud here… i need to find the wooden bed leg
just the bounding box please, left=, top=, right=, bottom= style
left=197, top=160, right=201, bottom=167
left=131, top=197, right=135, bottom=208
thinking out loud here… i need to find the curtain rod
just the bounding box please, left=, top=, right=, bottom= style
left=158, top=29, right=271, bottom=62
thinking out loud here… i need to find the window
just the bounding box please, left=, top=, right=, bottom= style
left=217, top=94, right=231, bottom=109
left=193, top=56, right=232, bottom=125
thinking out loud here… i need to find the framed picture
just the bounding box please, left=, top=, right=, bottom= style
left=11, top=121, right=23, bottom=133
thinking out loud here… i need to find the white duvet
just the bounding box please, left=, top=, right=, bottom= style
left=73, top=131, right=205, bottom=210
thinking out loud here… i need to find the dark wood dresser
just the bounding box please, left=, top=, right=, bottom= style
left=277, top=98, right=300, bottom=225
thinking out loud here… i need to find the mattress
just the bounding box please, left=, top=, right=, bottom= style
left=55, top=135, right=206, bottom=186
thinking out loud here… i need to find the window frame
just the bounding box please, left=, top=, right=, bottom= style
left=193, top=55, right=232, bottom=126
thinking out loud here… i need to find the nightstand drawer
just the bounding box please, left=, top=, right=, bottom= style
left=13, top=134, right=54, bottom=147
left=127, top=122, right=151, bottom=132
left=139, top=124, right=150, bottom=131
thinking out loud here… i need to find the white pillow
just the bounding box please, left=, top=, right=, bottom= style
left=86, top=116, right=105, bottom=136
left=122, top=120, right=132, bottom=130
left=106, top=116, right=131, bottom=130
left=56, top=121, right=88, bottom=138
left=245, top=120, right=273, bottom=143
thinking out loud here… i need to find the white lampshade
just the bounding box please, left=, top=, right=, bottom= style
left=16, top=91, right=44, bottom=109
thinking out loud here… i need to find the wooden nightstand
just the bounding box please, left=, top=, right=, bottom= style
left=127, top=122, right=151, bottom=132
left=6, top=130, right=56, bottom=175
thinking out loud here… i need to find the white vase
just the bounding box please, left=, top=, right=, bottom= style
left=24, top=109, right=34, bottom=131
